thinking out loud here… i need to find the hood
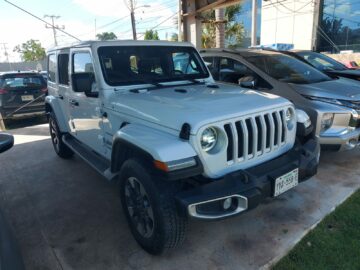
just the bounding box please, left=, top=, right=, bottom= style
left=289, top=78, right=360, bottom=101
left=107, top=83, right=291, bottom=134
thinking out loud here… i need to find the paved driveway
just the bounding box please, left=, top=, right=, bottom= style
left=1, top=124, right=359, bottom=270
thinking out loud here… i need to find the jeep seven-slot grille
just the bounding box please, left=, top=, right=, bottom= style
left=224, top=110, right=287, bottom=163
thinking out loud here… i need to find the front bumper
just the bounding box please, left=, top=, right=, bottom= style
left=176, top=137, right=319, bottom=220
left=319, top=127, right=360, bottom=151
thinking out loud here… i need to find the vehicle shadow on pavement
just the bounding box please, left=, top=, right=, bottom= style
left=1, top=125, right=360, bottom=270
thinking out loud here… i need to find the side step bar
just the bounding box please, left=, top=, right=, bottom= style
left=62, top=134, right=118, bottom=181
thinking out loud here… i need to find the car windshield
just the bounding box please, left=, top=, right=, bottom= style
left=296, top=51, right=348, bottom=71
left=245, top=53, right=332, bottom=84
left=98, top=46, right=209, bottom=86
left=0, top=75, right=45, bottom=89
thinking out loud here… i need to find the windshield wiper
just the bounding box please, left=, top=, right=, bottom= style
left=175, top=76, right=206, bottom=85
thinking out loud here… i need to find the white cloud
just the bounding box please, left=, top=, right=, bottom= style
left=73, top=0, right=130, bottom=17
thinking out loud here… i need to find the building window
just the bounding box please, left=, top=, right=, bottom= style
left=318, top=0, right=360, bottom=52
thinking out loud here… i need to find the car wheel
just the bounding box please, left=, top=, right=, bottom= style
left=49, top=112, right=74, bottom=159
left=119, top=159, right=187, bottom=255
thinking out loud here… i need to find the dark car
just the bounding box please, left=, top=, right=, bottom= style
left=282, top=50, right=360, bottom=81
left=0, top=71, right=47, bottom=130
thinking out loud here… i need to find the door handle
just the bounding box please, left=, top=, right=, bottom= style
left=69, top=99, right=79, bottom=106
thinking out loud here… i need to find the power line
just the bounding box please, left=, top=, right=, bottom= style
left=138, top=12, right=178, bottom=39
left=4, top=0, right=81, bottom=42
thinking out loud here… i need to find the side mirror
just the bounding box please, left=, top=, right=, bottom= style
left=0, top=133, right=14, bottom=154
left=71, top=73, right=98, bottom=97
left=239, top=75, right=257, bottom=89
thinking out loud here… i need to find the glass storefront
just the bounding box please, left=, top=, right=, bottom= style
left=318, top=0, right=360, bottom=52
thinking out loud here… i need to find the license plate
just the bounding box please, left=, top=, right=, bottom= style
left=21, top=95, right=34, bottom=101
left=273, top=168, right=299, bottom=197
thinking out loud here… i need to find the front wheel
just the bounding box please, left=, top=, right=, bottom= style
left=119, top=159, right=187, bottom=255
left=49, top=112, right=74, bottom=159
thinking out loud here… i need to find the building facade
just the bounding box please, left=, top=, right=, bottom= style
left=259, top=0, right=360, bottom=52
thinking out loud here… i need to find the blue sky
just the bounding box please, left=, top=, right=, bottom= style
left=0, top=0, right=178, bottom=61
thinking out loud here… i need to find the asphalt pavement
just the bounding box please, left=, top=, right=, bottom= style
left=0, top=124, right=359, bottom=270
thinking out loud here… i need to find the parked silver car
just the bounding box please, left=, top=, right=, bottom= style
left=201, top=49, right=360, bottom=151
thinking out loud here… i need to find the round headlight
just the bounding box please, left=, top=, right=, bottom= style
left=285, top=108, right=294, bottom=123
left=201, top=127, right=217, bottom=152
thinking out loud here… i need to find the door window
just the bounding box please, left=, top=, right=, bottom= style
left=48, top=54, right=56, bottom=82
left=58, top=54, right=69, bottom=85
left=72, top=52, right=97, bottom=94
left=73, top=52, right=94, bottom=73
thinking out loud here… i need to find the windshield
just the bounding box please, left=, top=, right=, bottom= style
left=296, top=51, right=348, bottom=71
left=98, top=46, right=209, bottom=86
left=245, top=53, right=332, bottom=84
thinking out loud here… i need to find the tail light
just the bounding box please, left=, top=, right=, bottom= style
left=0, top=89, right=7, bottom=94
left=41, top=88, right=48, bottom=93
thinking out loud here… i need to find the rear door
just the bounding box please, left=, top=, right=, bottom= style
left=0, top=73, right=47, bottom=110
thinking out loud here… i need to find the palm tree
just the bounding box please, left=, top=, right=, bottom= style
left=201, top=4, right=244, bottom=48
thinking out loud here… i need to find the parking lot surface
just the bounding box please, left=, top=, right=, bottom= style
left=1, top=124, right=359, bottom=270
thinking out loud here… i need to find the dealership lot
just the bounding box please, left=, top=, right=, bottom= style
left=0, top=124, right=358, bottom=270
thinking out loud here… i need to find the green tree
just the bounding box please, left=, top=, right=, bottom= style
left=144, top=30, right=160, bottom=40
left=201, top=5, right=244, bottom=48
left=96, top=32, right=117, bottom=41
left=13, top=39, right=46, bottom=62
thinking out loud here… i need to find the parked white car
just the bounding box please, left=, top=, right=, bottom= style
left=45, top=40, right=319, bottom=254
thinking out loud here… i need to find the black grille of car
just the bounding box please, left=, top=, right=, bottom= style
left=224, top=110, right=287, bottom=162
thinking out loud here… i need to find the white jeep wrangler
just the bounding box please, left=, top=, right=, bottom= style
left=45, top=40, right=319, bottom=254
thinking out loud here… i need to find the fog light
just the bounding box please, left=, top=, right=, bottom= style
left=223, top=198, right=232, bottom=210
left=349, top=139, right=358, bottom=147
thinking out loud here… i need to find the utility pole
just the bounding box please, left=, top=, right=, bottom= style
left=129, top=0, right=137, bottom=40
left=44, top=15, right=64, bottom=46
left=125, top=1, right=150, bottom=40
left=0, top=43, right=12, bottom=70
left=94, top=18, right=97, bottom=39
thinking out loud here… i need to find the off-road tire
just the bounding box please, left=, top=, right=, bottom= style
left=49, top=112, right=74, bottom=159
left=119, top=159, right=187, bottom=255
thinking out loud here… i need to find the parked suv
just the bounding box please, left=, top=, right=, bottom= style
left=0, top=71, right=47, bottom=130
left=46, top=41, right=319, bottom=254
left=201, top=49, right=360, bottom=151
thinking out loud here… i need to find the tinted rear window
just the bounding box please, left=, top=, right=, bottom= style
left=1, top=75, right=46, bottom=89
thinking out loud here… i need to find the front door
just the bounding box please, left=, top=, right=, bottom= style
left=68, top=50, right=104, bottom=155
